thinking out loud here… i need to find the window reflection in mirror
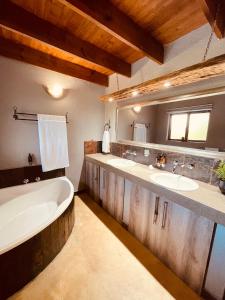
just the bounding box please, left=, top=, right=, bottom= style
left=117, top=94, right=225, bottom=151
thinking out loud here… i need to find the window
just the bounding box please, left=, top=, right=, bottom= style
left=168, top=110, right=210, bottom=142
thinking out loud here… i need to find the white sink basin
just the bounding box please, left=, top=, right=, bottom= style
left=150, top=173, right=199, bottom=191
left=107, top=158, right=137, bottom=168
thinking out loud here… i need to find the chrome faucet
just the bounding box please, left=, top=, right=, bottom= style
left=172, top=160, right=195, bottom=174
left=23, top=178, right=29, bottom=184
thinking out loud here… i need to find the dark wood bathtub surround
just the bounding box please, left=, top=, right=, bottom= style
left=111, top=142, right=219, bottom=186
left=0, top=165, right=65, bottom=189
left=0, top=199, right=74, bottom=300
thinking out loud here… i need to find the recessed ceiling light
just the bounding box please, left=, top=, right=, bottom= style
left=164, top=81, right=171, bottom=88
left=133, top=105, right=142, bottom=113
left=132, top=90, right=139, bottom=97
left=108, top=97, right=114, bottom=102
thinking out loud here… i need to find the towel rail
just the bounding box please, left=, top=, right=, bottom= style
left=13, top=106, right=69, bottom=123
left=130, top=121, right=150, bottom=129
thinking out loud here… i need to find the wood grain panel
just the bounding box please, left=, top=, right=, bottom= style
left=85, top=161, right=100, bottom=203
left=0, top=0, right=131, bottom=77
left=128, top=183, right=154, bottom=244
left=11, top=0, right=143, bottom=65
left=57, top=0, right=164, bottom=64
left=0, top=26, right=112, bottom=76
left=197, top=0, right=225, bottom=39
left=0, top=165, right=65, bottom=189
left=146, top=197, right=214, bottom=293
left=84, top=141, right=102, bottom=155
left=9, top=0, right=208, bottom=68
left=100, top=168, right=124, bottom=223
left=101, top=53, right=225, bottom=101
left=0, top=199, right=74, bottom=300
left=0, top=37, right=108, bottom=86
left=111, top=0, right=207, bottom=44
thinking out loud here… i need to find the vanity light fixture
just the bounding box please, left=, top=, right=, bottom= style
left=132, top=90, right=139, bottom=97
left=133, top=105, right=142, bottom=113
left=45, top=84, right=64, bottom=99
left=164, top=81, right=171, bottom=88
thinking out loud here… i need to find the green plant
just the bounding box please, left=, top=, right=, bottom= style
left=215, top=161, right=225, bottom=181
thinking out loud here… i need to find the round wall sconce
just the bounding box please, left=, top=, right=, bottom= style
left=44, top=84, right=65, bottom=99
left=133, top=105, right=142, bottom=113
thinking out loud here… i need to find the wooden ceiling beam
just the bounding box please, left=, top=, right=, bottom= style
left=197, top=0, right=225, bottom=38
left=100, top=53, right=225, bottom=101
left=0, top=0, right=131, bottom=77
left=0, top=37, right=108, bottom=86
left=57, top=0, right=164, bottom=64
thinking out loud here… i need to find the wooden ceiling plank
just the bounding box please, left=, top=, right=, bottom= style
left=0, top=37, right=108, bottom=86
left=197, top=0, right=225, bottom=38
left=100, top=53, right=225, bottom=101
left=57, top=0, right=164, bottom=64
left=0, top=0, right=131, bottom=77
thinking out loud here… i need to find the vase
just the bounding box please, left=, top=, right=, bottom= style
left=219, top=180, right=225, bottom=195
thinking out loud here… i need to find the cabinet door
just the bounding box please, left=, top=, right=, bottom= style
left=127, top=181, right=156, bottom=244
left=100, top=167, right=124, bottom=223
left=204, top=224, right=225, bottom=300
left=125, top=181, right=214, bottom=293
left=85, top=161, right=100, bottom=203
left=146, top=197, right=214, bottom=293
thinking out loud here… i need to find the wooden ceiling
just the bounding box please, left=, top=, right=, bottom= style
left=0, top=0, right=224, bottom=86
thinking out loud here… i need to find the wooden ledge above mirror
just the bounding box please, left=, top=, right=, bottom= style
left=100, top=54, right=225, bottom=102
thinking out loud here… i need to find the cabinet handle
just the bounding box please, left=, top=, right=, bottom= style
left=161, top=201, right=168, bottom=229
left=153, top=196, right=160, bottom=224
left=103, top=170, right=106, bottom=189
left=95, top=166, right=99, bottom=181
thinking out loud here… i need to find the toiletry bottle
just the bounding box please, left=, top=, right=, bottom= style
left=28, top=153, right=33, bottom=166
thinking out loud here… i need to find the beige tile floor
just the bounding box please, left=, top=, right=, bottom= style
left=10, top=194, right=201, bottom=300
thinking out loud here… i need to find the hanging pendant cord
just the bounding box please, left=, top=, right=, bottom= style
left=203, top=0, right=221, bottom=62
left=116, top=73, right=119, bottom=91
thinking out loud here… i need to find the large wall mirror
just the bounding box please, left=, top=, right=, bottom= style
left=117, top=93, right=225, bottom=152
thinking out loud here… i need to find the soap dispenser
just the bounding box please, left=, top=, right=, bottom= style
left=28, top=153, right=33, bottom=166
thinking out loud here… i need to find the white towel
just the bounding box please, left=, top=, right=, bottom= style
left=133, top=123, right=147, bottom=143
left=102, top=130, right=110, bottom=153
left=38, top=114, right=69, bottom=172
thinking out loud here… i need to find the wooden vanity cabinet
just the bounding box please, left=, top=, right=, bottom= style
left=85, top=159, right=215, bottom=294
left=203, top=224, right=225, bottom=300
left=99, top=167, right=124, bottom=223
left=124, top=179, right=214, bottom=293
left=85, top=161, right=100, bottom=203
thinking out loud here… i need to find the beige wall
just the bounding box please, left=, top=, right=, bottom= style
left=0, top=56, right=105, bottom=191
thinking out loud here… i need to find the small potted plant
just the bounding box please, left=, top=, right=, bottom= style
left=215, top=161, right=225, bottom=195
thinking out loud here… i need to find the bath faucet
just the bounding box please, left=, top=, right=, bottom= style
left=23, top=179, right=29, bottom=184
left=172, top=160, right=195, bottom=174
left=35, top=177, right=41, bottom=182
left=122, top=150, right=137, bottom=157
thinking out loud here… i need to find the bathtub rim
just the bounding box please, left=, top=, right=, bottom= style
left=0, top=176, right=74, bottom=255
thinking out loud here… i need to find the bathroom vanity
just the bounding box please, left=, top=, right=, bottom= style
left=85, top=153, right=225, bottom=299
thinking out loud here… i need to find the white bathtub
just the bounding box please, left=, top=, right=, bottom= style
left=0, top=176, right=74, bottom=255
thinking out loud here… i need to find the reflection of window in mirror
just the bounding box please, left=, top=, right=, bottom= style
left=117, top=94, right=225, bottom=151
left=168, top=110, right=210, bottom=142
